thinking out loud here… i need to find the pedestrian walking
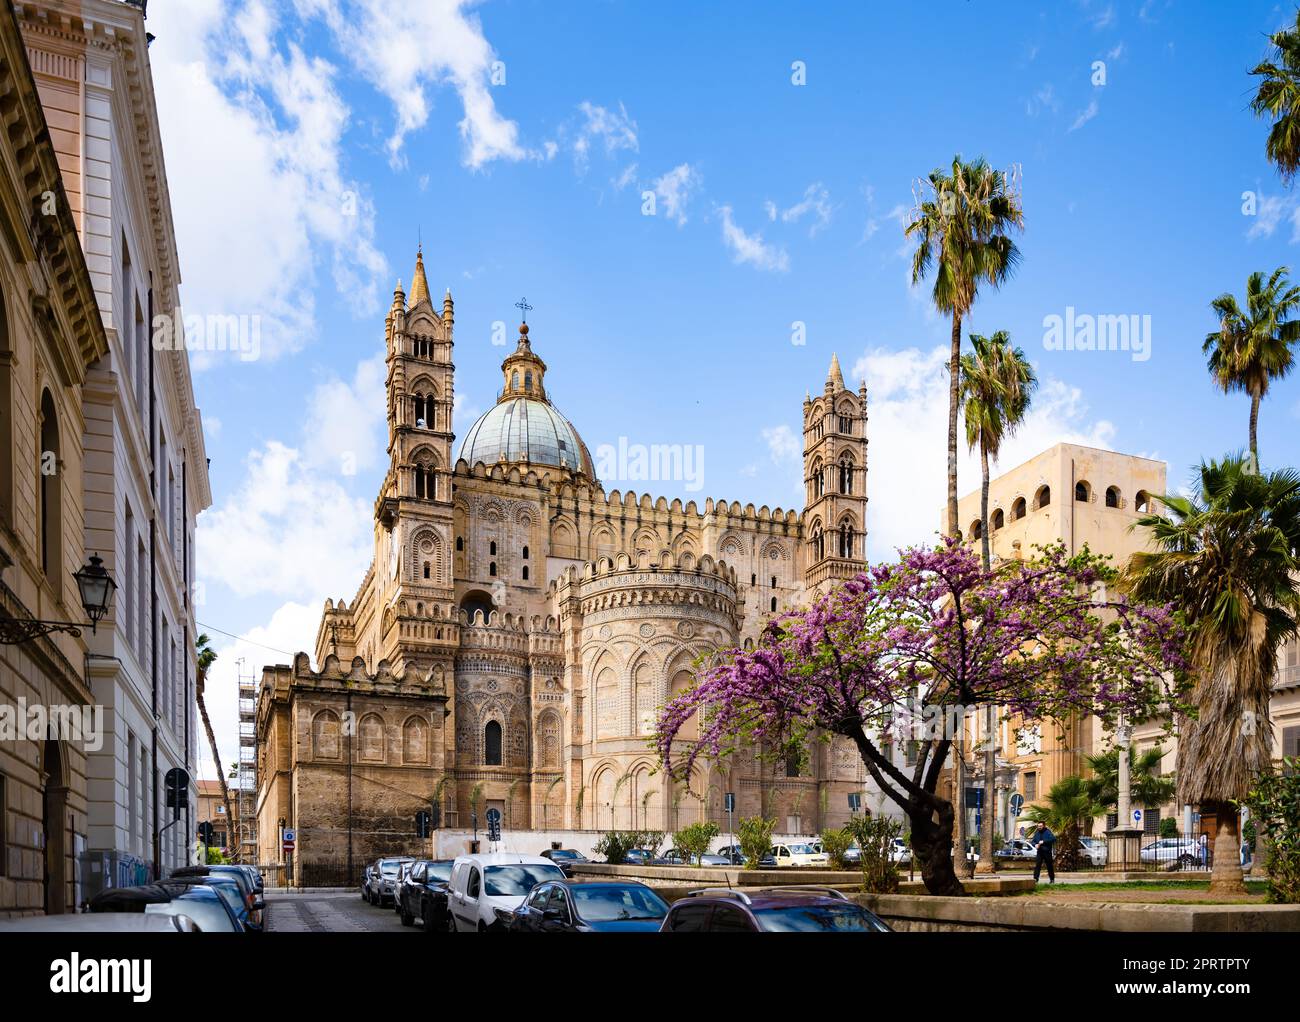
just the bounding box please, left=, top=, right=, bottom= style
left=1030, top=822, right=1056, bottom=883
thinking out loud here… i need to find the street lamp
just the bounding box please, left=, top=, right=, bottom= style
left=73, top=554, right=117, bottom=633
left=0, top=553, right=117, bottom=644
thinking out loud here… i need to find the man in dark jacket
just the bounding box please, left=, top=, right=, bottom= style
left=1030, top=823, right=1056, bottom=883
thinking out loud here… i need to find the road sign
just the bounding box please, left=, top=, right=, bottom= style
left=282, top=827, right=296, bottom=852
left=1009, top=793, right=1025, bottom=817
left=724, top=792, right=735, bottom=813
left=1132, top=809, right=1143, bottom=825
left=486, top=808, right=502, bottom=843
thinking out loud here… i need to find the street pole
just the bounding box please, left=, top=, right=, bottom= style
left=977, top=702, right=997, bottom=874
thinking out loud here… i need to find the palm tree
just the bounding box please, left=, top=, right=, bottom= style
left=1203, top=268, right=1300, bottom=469
left=194, top=634, right=238, bottom=860
left=959, top=330, right=1038, bottom=570
left=905, top=155, right=1024, bottom=539
left=1083, top=745, right=1177, bottom=829
left=959, top=330, right=1036, bottom=872
left=1022, top=776, right=1102, bottom=872
left=1121, top=456, right=1300, bottom=894
left=1250, top=11, right=1300, bottom=182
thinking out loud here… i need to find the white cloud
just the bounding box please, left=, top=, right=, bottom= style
left=199, top=599, right=325, bottom=778
left=614, top=162, right=640, bottom=190
left=1108, top=42, right=1125, bottom=60
left=298, top=0, right=529, bottom=169
left=849, top=345, right=1118, bottom=558
left=572, top=101, right=639, bottom=172
left=1245, top=189, right=1300, bottom=242
left=149, top=0, right=386, bottom=364
left=204, top=416, right=223, bottom=439
left=759, top=424, right=803, bottom=497
left=1026, top=83, right=1060, bottom=117
left=718, top=205, right=790, bottom=272
left=772, top=183, right=834, bottom=236
left=301, top=353, right=388, bottom=474
left=652, top=164, right=703, bottom=226
left=1092, top=3, right=1116, bottom=29
left=453, top=392, right=483, bottom=435
left=1069, top=99, right=1100, bottom=132
left=196, top=440, right=374, bottom=599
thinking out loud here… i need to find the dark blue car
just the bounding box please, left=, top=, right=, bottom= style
left=509, top=879, right=669, bottom=932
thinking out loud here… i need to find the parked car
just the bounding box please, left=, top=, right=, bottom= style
left=88, top=881, right=248, bottom=933
left=654, top=848, right=690, bottom=865
left=196, top=873, right=262, bottom=931
left=366, top=856, right=415, bottom=906
left=538, top=848, right=589, bottom=876
left=0, top=912, right=197, bottom=932
left=362, top=862, right=379, bottom=902
left=145, top=885, right=246, bottom=933
left=509, top=879, right=670, bottom=932
left=622, top=848, right=656, bottom=866
left=995, top=838, right=1037, bottom=862
left=715, top=844, right=748, bottom=865
left=1139, top=838, right=1202, bottom=867
left=393, top=861, right=417, bottom=914
left=767, top=842, right=830, bottom=868
left=169, top=865, right=263, bottom=929
left=660, top=887, right=891, bottom=932
left=446, top=854, right=566, bottom=932
left=889, top=838, right=912, bottom=865
left=699, top=853, right=732, bottom=866
left=397, top=859, right=455, bottom=930
left=1079, top=836, right=1109, bottom=866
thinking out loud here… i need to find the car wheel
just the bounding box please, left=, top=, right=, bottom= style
left=1178, top=854, right=1196, bottom=868
left=400, top=906, right=414, bottom=927
left=423, top=905, right=438, bottom=933
left=477, top=920, right=487, bottom=933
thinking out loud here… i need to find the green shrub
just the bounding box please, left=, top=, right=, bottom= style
left=820, top=827, right=854, bottom=869
left=672, top=822, right=720, bottom=865
left=847, top=815, right=902, bottom=894
left=1244, top=758, right=1300, bottom=904
left=1158, top=816, right=1179, bottom=839
left=737, top=815, right=776, bottom=870
left=592, top=830, right=642, bottom=865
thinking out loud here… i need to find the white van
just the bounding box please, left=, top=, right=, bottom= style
left=447, top=853, right=566, bottom=931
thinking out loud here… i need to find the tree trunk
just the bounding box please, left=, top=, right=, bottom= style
left=908, top=798, right=965, bottom=896
left=946, top=312, right=963, bottom=538
left=1206, top=799, right=1246, bottom=896
left=1248, top=391, right=1260, bottom=472
left=196, top=670, right=238, bottom=862
left=979, top=442, right=991, bottom=571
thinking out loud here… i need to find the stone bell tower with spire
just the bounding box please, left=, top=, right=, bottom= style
left=802, top=352, right=869, bottom=595
left=372, top=247, right=459, bottom=676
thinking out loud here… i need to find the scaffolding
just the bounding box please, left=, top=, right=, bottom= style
left=236, top=658, right=258, bottom=864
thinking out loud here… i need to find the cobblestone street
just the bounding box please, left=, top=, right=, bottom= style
left=264, top=891, right=419, bottom=933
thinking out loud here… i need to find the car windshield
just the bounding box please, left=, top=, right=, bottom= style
left=483, top=864, right=564, bottom=896
left=756, top=904, right=888, bottom=932
left=203, top=881, right=245, bottom=918
left=425, top=862, right=453, bottom=882
left=786, top=844, right=815, bottom=855
left=380, top=862, right=403, bottom=876
left=550, top=850, right=581, bottom=860
left=571, top=885, right=668, bottom=922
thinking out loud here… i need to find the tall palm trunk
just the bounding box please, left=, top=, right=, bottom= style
left=196, top=671, right=238, bottom=862
left=976, top=441, right=997, bottom=873
left=1206, top=798, right=1246, bottom=895
left=947, top=312, right=963, bottom=538
left=978, top=441, right=991, bottom=570
left=1248, top=391, right=1260, bottom=472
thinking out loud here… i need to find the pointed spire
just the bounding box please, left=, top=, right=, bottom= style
left=409, top=245, right=430, bottom=306
left=827, top=352, right=845, bottom=390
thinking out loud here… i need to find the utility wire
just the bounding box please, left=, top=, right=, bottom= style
left=196, top=620, right=296, bottom=659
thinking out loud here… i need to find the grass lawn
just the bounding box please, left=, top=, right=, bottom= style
left=1017, top=880, right=1269, bottom=905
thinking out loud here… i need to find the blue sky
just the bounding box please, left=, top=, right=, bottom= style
left=146, top=0, right=1300, bottom=776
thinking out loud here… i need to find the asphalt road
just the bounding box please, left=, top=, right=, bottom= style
left=264, top=890, right=421, bottom=933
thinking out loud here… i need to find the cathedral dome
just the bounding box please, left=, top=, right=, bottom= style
left=459, top=396, right=596, bottom=477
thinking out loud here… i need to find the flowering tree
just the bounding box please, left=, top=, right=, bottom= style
left=656, top=541, right=1188, bottom=896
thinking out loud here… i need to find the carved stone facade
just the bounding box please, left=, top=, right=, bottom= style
left=255, top=250, right=872, bottom=866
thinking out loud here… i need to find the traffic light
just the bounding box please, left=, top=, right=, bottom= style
left=165, top=767, right=190, bottom=818
left=415, top=810, right=431, bottom=838
left=197, top=821, right=215, bottom=844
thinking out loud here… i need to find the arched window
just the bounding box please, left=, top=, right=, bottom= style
left=770, top=575, right=777, bottom=588
left=812, top=525, right=824, bottom=560
left=1034, top=486, right=1051, bottom=510
left=489, top=561, right=497, bottom=576
left=1075, top=481, right=1090, bottom=503
left=423, top=561, right=431, bottom=579
left=1011, top=497, right=1027, bottom=521
left=484, top=721, right=503, bottom=766
left=751, top=573, right=757, bottom=586
left=991, top=508, right=1004, bottom=531
left=489, top=540, right=497, bottom=556
left=414, top=394, right=428, bottom=427
left=511, top=371, right=519, bottom=390
left=1105, top=486, right=1120, bottom=508
left=770, top=596, right=777, bottom=612
left=838, top=521, right=855, bottom=558
left=524, top=371, right=533, bottom=391
left=839, top=457, right=853, bottom=494
left=522, top=545, right=529, bottom=560
left=522, top=565, right=529, bottom=581
left=413, top=465, right=433, bottom=500
left=1135, top=490, right=1152, bottom=513
left=39, top=390, right=61, bottom=580
left=812, top=460, right=825, bottom=499
left=970, top=519, right=983, bottom=540
left=839, top=414, right=852, bottom=434
left=456, top=536, right=464, bottom=552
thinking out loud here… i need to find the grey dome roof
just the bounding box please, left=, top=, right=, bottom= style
left=458, top=396, right=596, bottom=477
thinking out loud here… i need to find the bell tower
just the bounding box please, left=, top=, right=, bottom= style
left=802, top=353, right=869, bottom=595
left=374, top=247, right=459, bottom=674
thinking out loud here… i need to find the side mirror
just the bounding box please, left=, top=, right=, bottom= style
left=543, top=908, right=562, bottom=921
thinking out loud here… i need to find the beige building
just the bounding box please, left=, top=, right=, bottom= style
left=0, top=2, right=110, bottom=917
left=16, top=0, right=212, bottom=891
left=950, top=442, right=1168, bottom=832
left=195, top=779, right=229, bottom=853
left=256, top=252, right=877, bottom=870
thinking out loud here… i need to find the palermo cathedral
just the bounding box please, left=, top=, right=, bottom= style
left=254, top=250, right=872, bottom=867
